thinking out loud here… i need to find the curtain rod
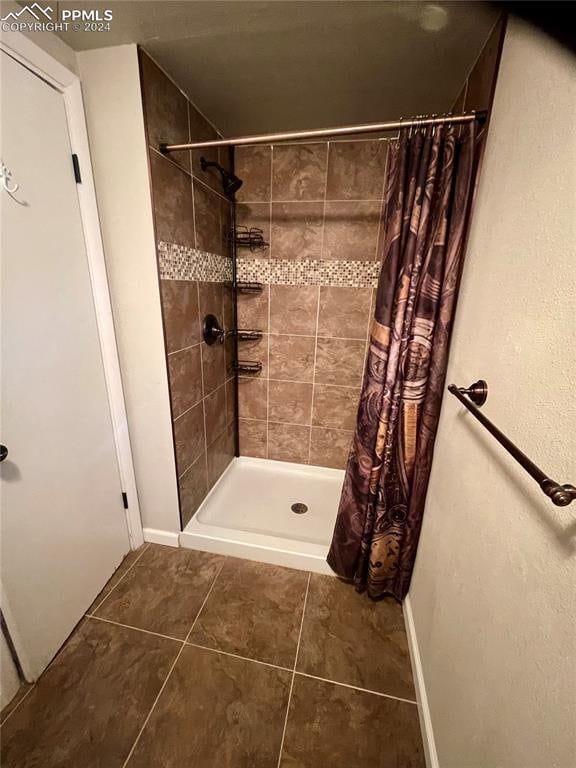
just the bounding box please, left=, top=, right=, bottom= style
left=160, top=110, right=487, bottom=153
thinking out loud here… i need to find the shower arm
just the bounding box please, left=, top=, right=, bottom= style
left=160, top=111, right=487, bottom=152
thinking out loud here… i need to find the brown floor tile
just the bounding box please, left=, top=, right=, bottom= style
left=0, top=619, right=179, bottom=768
left=94, top=545, right=224, bottom=639
left=87, top=544, right=149, bottom=614
left=189, top=558, right=308, bottom=667
left=297, top=574, right=416, bottom=700
left=280, top=675, right=424, bottom=767
left=126, top=645, right=290, bottom=768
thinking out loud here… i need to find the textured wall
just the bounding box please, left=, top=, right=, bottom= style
left=235, top=140, right=390, bottom=468
left=410, top=19, right=576, bottom=767
left=139, top=51, right=235, bottom=528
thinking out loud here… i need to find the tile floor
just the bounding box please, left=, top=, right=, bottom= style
left=0, top=544, right=425, bottom=767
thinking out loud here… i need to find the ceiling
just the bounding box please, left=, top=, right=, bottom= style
left=55, top=1, right=498, bottom=136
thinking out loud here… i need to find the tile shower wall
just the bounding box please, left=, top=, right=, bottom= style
left=235, top=139, right=389, bottom=469
left=139, top=50, right=235, bottom=528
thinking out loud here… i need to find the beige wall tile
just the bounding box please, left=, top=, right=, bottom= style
left=270, top=202, right=323, bottom=260
left=318, top=286, right=372, bottom=339
left=326, top=141, right=387, bottom=200
left=179, top=453, right=208, bottom=526
left=161, top=279, right=201, bottom=353
left=150, top=151, right=195, bottom=247
left=140, top=52, right=190, bottom=172
left=207, top=425, right=234, bottom=489
left=322, top=200, right=381, bottom=261
left=309, top=428, right=353, bottom=469
left=269, top=285, right=319, bottom=335
left=268, top=423, right=310, bottom=464
left=269, top=335, right=315, bottom=382
left=239, top=419, right=267, bottom=459
left=272, top=143, right=327, bottom=201
left=173, top=401, right=205, bottom=475
left=167, top=345, right=203, bottom=418
left=268, top=381, right=313, bottom=425
left=194, top=182, right=222, bottom=254
left=235, top=145, right=272, bottom=202
left=312, top=385, right=360, bottom=430
left=238, top=285, right=269, bottom=331
left=238, top=377, right=268, bottom=421
left=315, top=338, right=366, bottom=387
left=204, top=384, right=227, bottom=444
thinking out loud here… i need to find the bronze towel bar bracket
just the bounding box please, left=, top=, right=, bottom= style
left=448, top=381, right=576, bottom=507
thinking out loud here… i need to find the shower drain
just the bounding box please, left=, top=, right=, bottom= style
left=291, top=502, right=308, bottom=515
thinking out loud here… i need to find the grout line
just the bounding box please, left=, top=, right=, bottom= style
left=238, top=418, right=355, bottom=433
left=296, top=671, right=418, bottom=705
left=196, top=281, right=211, bottom=492
left=305, top=142, right=332, bottom=464
left=167, top=341, right=202, bottom=356
left=265, top=149, right=274, bottom=460
left=121, top=559, right=227, bottom=768
left=184, top=558, right=227, bottom=642
left=86, top=614, right=184, bottom=645
left=172, top=396, right=203, bottom=423
left=121, top=645, right=186, bottom=767
left=177, top=450, right=206, bottom=481
left=242, top=197, right=385, bottom=204
left=185, top=641, right=293, bottom=674
left=276, top=571, right=311, bottom=767
left=89, top=544, right=150, bottom=616
left=0, top=683, right=35, bottom=727
left=237, top=377, right=361, bottom=388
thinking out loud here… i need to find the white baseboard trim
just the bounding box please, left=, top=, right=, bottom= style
left=143, top=527, right=180, bottom=548
left=404, top=594, right=439, bottom=768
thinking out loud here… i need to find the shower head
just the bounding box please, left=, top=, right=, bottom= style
left=200, top=157, right=243, bottom=199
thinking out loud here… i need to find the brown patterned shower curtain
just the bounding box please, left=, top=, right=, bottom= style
left=327, top=122, right=477, bottom=601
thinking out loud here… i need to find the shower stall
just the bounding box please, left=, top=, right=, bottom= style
left=138, top=41, right=497, bottom=574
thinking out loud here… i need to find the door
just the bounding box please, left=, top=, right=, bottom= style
left=0, top=51, right=130, bottom=680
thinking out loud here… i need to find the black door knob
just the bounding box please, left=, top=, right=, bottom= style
left=0, top=445, right=8, bottom=462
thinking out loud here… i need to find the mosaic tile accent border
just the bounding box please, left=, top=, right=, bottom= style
left=237, top=257, right=381, bottom=288
left=158, top=241, right=232, bottom=282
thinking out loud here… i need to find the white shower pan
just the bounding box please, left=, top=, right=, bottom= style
left=180, top=457, right=344, bottom=575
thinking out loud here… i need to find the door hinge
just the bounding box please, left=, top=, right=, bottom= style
left=71, top=153, right=82, bottom=184
left=122, top=492, right=129, bottom=510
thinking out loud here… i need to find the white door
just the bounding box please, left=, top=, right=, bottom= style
left=0, top=51, right=130, bottom=680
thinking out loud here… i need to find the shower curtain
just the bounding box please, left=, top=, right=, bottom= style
left=327, top=122, right=477, bottom=601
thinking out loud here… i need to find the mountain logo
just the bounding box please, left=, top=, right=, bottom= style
left=1, top=3, right=53, bottom=22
